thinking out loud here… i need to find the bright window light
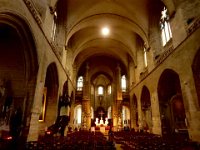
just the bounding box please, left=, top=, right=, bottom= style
left=160, top=7, right=172, bottom=46
left=77, top=107, right=82, bottom=124
left=144, top=47, right=148, bottom=68
left=121, top=75, right=126, bottom=92
left=98, top=86, right=104, bottom=95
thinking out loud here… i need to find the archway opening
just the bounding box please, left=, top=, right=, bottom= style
left=192, top=49, right=200, bottom=107
left=74, top=104, right=82, bottom=129
left=42, top=63, right=59, bottom=128
left=0, top=19, right=38, bottom=140
left=158, top=69, right=188, bottom=139
left=141, top=86, right=152, bottom=132
left=122, top=105, right=130, bottom=129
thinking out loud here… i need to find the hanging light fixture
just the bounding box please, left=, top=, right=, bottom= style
left=101, top=27, right=110, bottom=36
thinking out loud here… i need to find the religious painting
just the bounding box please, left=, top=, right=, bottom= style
left=39, top=87, right=47, bottom=122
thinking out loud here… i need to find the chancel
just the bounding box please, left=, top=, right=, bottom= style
left=0, top=0, right=200, bottom=150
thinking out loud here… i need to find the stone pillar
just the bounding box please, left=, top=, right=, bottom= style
left=82, top=63, right=91, bottom=130
left=112, top=102, right=118, bottom=131
left=184, top=82, right=200, bottom=141
left=112, top=64, right=123, bottom=131
left=27, top=84, right=45, bottom=142
left=131, top=106, right=137, bottom=129
left=27, top=55, right=46, bottom=141
left=82, top=99, right=91, bottom=130
left=151, top=92, right=162, bottom=135
left=130, top=95, right=135, bottom=129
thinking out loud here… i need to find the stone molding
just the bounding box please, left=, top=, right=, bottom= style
left=155, top=45, right=174, bottom=66
left=187, top=16, right=200, bottom=35
left=23, top=0, right=42, bottom=26
left=140, top=68, right=149, bottom=80
left=23, top=0, right=66, bottom=70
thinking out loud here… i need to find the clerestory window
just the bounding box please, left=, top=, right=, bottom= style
left=51, top=11, right=57, bottom=41
left=121, top=75, right=126, bottom=92
left=107, top=85, right=111, bottom=95
left=77, top=76, right=83, bottom=91
left=160, top=7, right=172, bottom=46
left=144, top=47, right=148, bottom=68
left=98, top=86, right=104, bottom=95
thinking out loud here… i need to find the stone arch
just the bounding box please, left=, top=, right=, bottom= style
left=158, top=69, right=188, bottom=138
left=74, top=104, right=82, bottom=128
left=141, top=86, right=151, bottom=110
left=57, top=80, right=71, bottom=120
left=192, top=48, right=200, bottom=108
left=0, top=13, right=38, bottom=136
left=122, top=105, right=130, bottom=128
left=140, top=86, right=152, bottom=131
left=44, top=62, right=59, bottom=127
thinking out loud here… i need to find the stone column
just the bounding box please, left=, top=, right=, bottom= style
left=112, top=104, right=118, bottom=131
left=112, top=64, right=123, bottom=131
left=82, top=63, right=91, bottom=130
left=184, top=82, right=200, bottom=141
left=130, top=95, right=135, bottom=129
left=151, top=91, right=162, bottom=135
left=27, top=55, right=46, bottom=141
left=131, top=106, right=137, bottom=129
left=82, top=99, right=91, bottom=130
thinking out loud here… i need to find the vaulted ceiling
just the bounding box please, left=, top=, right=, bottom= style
left=63, top=0, right=158, bottom=78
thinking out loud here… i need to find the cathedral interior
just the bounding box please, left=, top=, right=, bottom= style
left=0, top=0, right=200, bottom=149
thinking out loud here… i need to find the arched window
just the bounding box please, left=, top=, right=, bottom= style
left=160, top=7, right=172, bottom=46
left=51, top=11, right=57, bottom=41
left=107, top=85, right=111, bottom=95
left=77, top=76, right=83, bottom=91
left=107, top=106, right=112, bottom=119
left=121, top=75, right=126, bottom=92
left=122, top=106, right=130, bottom=127
left=144, top=47, right=148, bottom=68
left=74, top=105, right=82, bottom=124
left=98, top=86, right=104, bottom=95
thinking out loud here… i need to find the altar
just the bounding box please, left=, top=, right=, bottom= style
left=100, top=126, right=105, bottom=133
left=94, top=117, right=110, bottom=135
